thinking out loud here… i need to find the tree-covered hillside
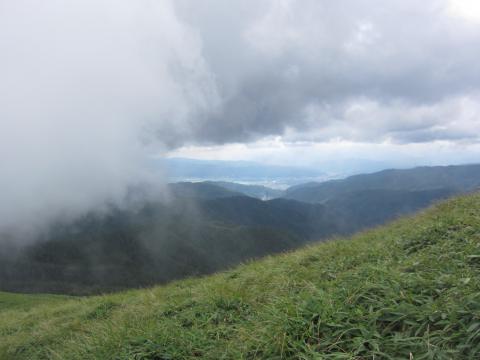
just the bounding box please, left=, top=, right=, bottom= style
left=0, top=179, right=456, bottom=295
left=0, top=182, right=453, bottom=295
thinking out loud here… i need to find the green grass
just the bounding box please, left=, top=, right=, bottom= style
left=1, top=193, right=480, bottom=359
left=0, top=292, right=70, bottom=313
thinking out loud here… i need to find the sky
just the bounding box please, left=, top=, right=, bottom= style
left=0, top=0, right=480, bottom=232
left=167, top=0, right=480, bottom=166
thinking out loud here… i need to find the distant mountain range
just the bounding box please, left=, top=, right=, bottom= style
left=283, top=164, right=480, bottom=203
left=167, top=163, right=480, bottom=202
left=162, top=157, right=327, bottom=187
left=1, top=163, right=479, bottom=294
left=161, top=157, right=411, bottom=185
left=169, top=181, right=283, bottom=200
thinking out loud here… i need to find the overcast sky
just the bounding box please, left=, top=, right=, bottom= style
left=168, top=0, right=480, bottom=165
left=1, top=0, right=480, bottom=231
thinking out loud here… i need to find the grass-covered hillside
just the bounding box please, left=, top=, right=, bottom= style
left=1, top=194, right=480, bottom=359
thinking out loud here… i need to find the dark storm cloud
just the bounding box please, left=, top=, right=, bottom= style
left=174, top=0, right=480, bottom=145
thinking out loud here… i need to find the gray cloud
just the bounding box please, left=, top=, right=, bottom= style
left=174, top=0, right=480, bottom=145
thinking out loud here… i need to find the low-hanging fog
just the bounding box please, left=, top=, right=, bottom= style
left=1, top=0, right=480, bottom=239
left=0, top=0, right=218, bottom=235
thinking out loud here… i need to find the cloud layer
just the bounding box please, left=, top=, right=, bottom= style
left=177, top=0, right=480, bottom=145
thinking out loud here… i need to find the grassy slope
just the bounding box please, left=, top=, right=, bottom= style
left=1, top=194, right=480, bottom=359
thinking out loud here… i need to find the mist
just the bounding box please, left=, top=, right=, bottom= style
left=0, top=0, right=218, bottom=236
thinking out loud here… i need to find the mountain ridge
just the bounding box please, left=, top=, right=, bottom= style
left=284, top=163, right=480, bottom=203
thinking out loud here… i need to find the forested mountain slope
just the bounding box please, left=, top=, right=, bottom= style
left=0, top=183, right=455, bottom=294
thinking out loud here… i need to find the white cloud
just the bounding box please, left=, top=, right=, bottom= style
left=167, top=138, right=480, bottom=175
left=0, top=0, right=218, bottom=233
left=448, top=0, right=480, bottom=23
left=291, top=94, right=480, bottom=143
